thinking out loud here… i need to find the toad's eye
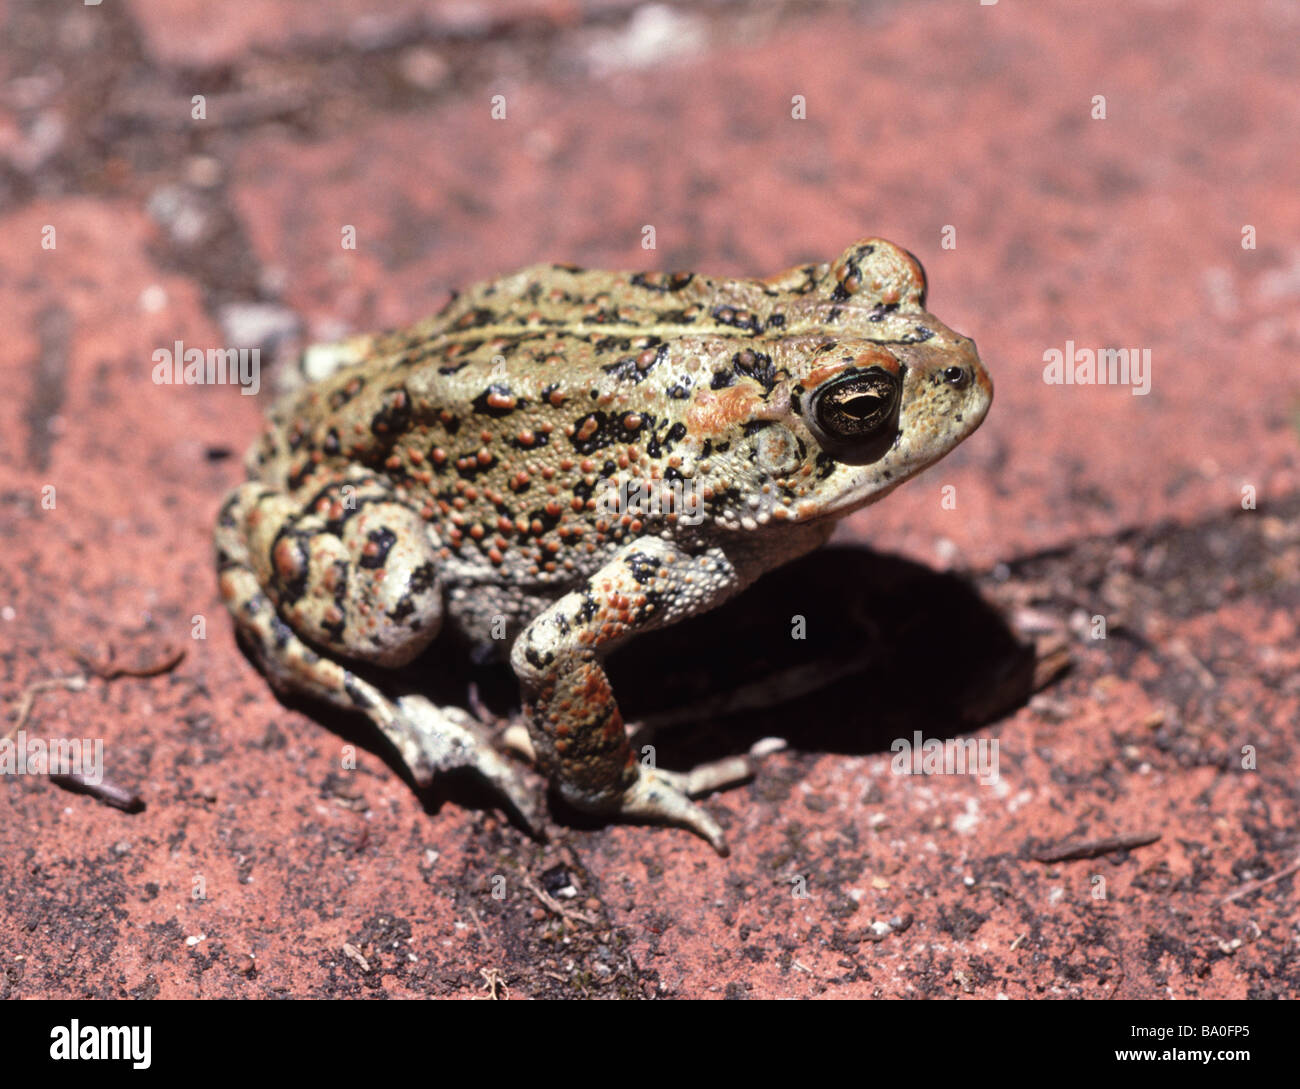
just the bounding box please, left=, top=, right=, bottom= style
left=942, top=365, right=970, bottom=389
left=810, top=367, right=901, bottom=441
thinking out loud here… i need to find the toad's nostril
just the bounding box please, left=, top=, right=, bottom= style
left=942, top=365, right=969, bottom=389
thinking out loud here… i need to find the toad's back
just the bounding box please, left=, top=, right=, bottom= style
left=246, top=246, right=961, bottom=590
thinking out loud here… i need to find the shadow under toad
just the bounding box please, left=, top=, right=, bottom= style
left=246, top=545, right=1036, bottom=836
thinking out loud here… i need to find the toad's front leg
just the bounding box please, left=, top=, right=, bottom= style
left=510, top=536, right=749, bottom=854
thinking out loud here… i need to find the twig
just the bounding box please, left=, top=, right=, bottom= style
left=521, top=874, right=599, bottom=927
left=48, top=773, right=144, bottom=813
left=1220, top=854, right=1300, bottom=904
left=70, top=642, right=186, bottom=680
left=1167, top=640, right=1218, bottom=692
left=6, top=675, right=87, bottom=742
left=466, top=906, right=492, bottom=948
left=1105, top=961, right=1127, bottom=1000
left=476, top=967, right=508, bottom=1000
left=1032, top=832, right=1161, bottom=863
left=7, top=676, right=145, bottom=811
left=341, top=943, right=371, bottom=972
left=7, top=646, right=178, bottom=812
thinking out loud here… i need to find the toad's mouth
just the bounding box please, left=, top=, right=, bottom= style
left=798, top=404, right=990, bottom=523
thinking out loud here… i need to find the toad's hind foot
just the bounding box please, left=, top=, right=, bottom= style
left=393, top=695, right=546, bottom=835
left=217, top=481, right=543, bottom=836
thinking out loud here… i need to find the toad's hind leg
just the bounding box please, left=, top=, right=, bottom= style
left=215, top=477, right=542, bottom=830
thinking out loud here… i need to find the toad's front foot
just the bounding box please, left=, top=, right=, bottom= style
left=511, top=536, right=768, bottom=854
left=616, top=761, right=756, bottom=856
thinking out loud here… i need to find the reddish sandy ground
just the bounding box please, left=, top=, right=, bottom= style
left=2, top=0, right=1298, bottom=998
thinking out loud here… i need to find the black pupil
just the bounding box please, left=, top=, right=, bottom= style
left=838, top=391, right=884, bottom=419
left=813, top=369, right=899, bottom=441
